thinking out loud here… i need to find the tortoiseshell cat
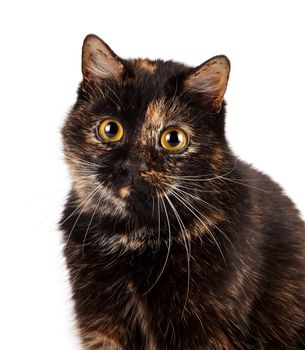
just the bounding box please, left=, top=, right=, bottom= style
left=60, top=34, right=305, bottom=349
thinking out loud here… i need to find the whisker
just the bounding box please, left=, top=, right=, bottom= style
left=157, top=194, right=161, bottom=245
left=173, top=186, right=221, bottom=212
left=164, top=158, right=268, bottom=193
left=97, top=83, right=121, bottom=110
left=60, top=184, right=102, bottom=226
left=169, top=189, right=227, bottom=266
left=82, top=193, right=103, bottom=257
left=64, top=153, right=107, bottom=169
left=172, top=186, right=237, bottom=254
left=163, top=160, right=238, bottom=181
left=105, top=84, right=121, bottom=105
left=163, top=192, right=191, bottom=318
left=143, top=193, right=172, bottom=295
left=64, top=185, right=102, bottom=249
left=34, top=199, right=67, bottom=232
left=174, top=183, right=222, bottom=194
left=218, top=177, right=270, bottom=193
left=151, top=195, right=155, bottom=219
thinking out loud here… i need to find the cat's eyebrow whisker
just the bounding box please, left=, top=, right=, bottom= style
left=96, top=82, right=121, bottom=110
left=103, top=82, right=121, bottom=104
left=165, top=76, right=181, bottom=115
left=163, top=192, right=191, bottom=319
left=173, top=176, right=225, bottom=193
left=169, top=189, right=226, bottom=266
left=143, top=193, right=172, bottom=295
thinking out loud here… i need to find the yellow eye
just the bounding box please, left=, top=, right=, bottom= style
left=97, top=119, right=124, bottom=142
left=160, top=127, right=188, bottom=152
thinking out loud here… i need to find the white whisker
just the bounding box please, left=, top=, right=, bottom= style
left=157, top=194, right=161, bottom=245
left=174, top=186, right=220, bottom=212
left=64, top=184, right=102, bottom=249
left=218, top=177, right=270, bottom=193
left=172, top=186, right=237, bottom=254
left=163, top=160, right=238, bottom=181
left=82, top=193, right=103, bottom=256
left=60, top=185, right=102, bottom=226
left=143, top=193, right=172, bottom=295
left=163, top=192, right=191, bottom=318
left=169, top=189, right=226, bottom=266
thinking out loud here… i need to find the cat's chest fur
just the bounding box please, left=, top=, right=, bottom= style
left=64, top=223, right=259, bottom=350
left=62, top=191, right=305, bottom=349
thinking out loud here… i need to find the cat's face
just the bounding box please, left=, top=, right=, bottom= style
left=62, top=35, right=231, bottom=228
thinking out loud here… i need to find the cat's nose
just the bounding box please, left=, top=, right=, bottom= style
left=120, top=158, right=148, bottom=178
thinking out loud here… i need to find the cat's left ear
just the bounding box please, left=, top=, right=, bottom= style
left=82, top=34, right=124, bottom=82
left=183, top=55, right=230, bottom=112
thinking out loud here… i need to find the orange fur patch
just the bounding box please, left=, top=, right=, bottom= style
left=136, top=59, right=157, bottom=73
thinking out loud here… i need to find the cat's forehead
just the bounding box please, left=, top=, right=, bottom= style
left=132, top=59, right=158, bottom=74
left=137, top=97, right=194, bottom=148
left=129, top=58, right=188, bottom=80
left=125, top=58, right=189, bottom=99
left=120, top=59, right=190, bottom=124
left=141, top=97, right=187, bottom=130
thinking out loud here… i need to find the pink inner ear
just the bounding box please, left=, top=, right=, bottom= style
left=189, top=74, right=222, bottom=98
left=184, top=56, right=230, bottom=111
left=82, top=35, right=124, bottom=81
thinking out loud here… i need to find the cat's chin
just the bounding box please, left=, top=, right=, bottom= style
left=116, top=185, right=152, bottom=217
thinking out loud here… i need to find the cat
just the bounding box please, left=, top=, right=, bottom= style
left=60, top=34, right=305, bottom=349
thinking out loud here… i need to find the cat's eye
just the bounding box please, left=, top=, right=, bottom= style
left=160, top=127, right=188, bottom=152
left=96, top=119, right=124, bottom=142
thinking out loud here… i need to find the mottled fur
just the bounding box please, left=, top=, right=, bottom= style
left=60, top=35, right=305, bottom=349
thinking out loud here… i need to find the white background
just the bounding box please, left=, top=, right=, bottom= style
left=1, top=1, right=304, bottom=349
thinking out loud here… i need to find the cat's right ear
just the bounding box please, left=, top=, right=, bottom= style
left=82, top=34, right=124, bottom=82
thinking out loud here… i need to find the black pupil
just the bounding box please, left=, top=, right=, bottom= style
left=166, top=131, right=182, bottom=147
left=105, top=122, right=119, bottom=138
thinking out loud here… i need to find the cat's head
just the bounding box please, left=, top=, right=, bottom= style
left=62, top=34, right=231, bottom=229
